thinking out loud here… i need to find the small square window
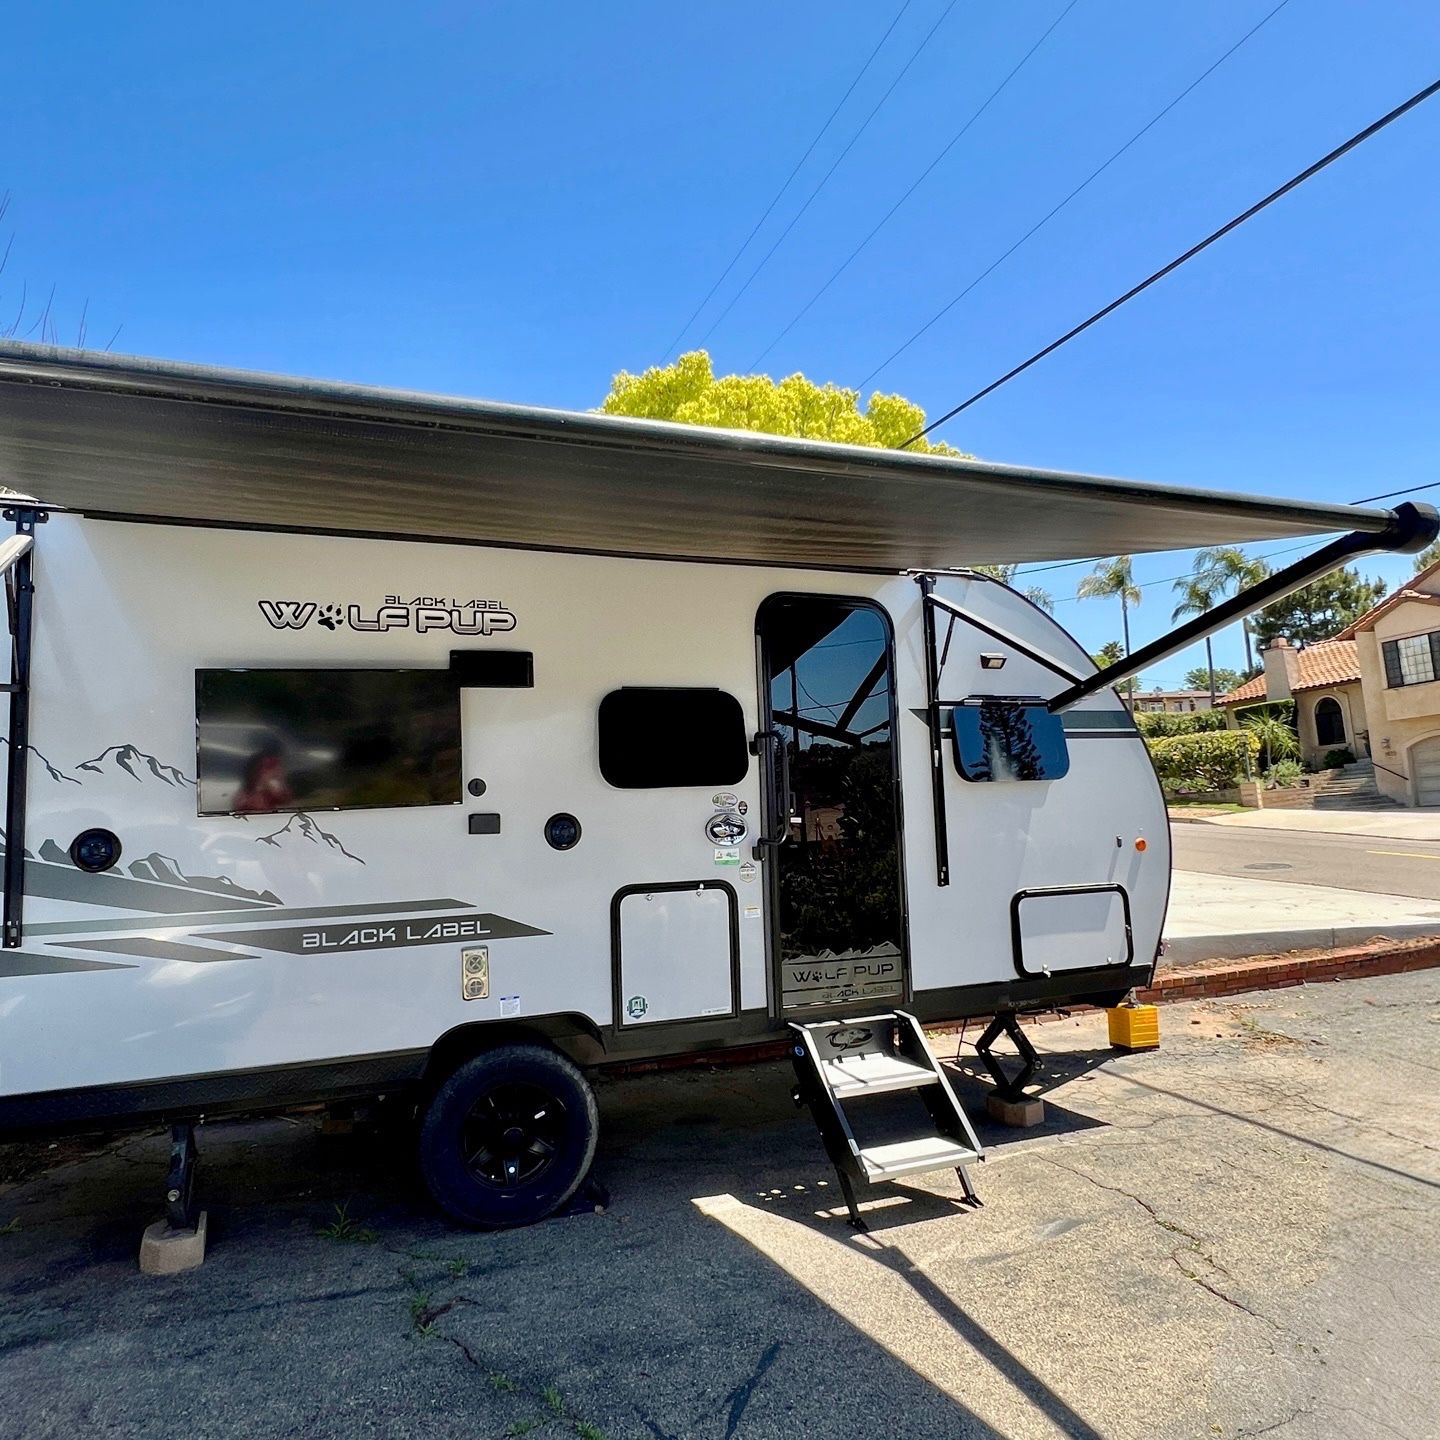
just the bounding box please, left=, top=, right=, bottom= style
left=598, top=688, right=748, bottom=789
left=951, top=700, right=1069, bottom=782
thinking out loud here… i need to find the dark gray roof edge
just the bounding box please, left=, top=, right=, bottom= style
left=0, top=340, right=1399, bottom=537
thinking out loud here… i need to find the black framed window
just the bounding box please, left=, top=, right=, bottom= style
left=951, top=699, right=1070, bottom=782
left=1314, top=696, right=1346, bottom=747
left=1382, top=632, right=1440, bottom=688
left=195, top=668, right=462, bottom=816
left=598, top=688, right=748, bottom=789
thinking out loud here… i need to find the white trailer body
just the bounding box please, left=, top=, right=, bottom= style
left=3, top=513, right=1168, bottom=1107
left=0, top=345, right=1430, bottom=1224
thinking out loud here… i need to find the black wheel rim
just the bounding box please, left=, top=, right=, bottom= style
left=459, top=1081, right=568, bottom=1189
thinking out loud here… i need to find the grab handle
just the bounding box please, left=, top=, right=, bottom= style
left=750, top=728, right=791, bottom=858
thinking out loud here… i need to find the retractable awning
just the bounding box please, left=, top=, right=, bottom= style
left=0, top=342, right=1427, bottom=570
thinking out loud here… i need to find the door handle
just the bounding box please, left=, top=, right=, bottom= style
left=750, top=728, right=791, bottom=858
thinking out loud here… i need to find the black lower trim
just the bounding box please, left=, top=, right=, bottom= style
left=910, top=969, right=1142, bottom=1022
left=0, top=1049, right=428, bottom=1139
left=0, top=967, right=1148, bottom=1140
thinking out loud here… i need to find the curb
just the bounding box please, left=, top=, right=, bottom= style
left=1163, top=921, right=1440, bottom=967
left=1136, top=934, right=1440, bottom=1004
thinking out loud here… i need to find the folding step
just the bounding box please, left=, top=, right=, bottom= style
left=788, top=1009, right=984, bottom=1229
left=823, top=1051, right=939, bottom=1100
left=858, top=1135, right=982, bottom=1181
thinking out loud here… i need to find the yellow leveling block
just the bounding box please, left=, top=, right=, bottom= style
left=1107, top=1002, right=1160, bottom=1051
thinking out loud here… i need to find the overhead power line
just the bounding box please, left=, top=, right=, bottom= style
left=899, top=74, right=1440, bottom=446
left=658, top=0, right=915, bottom=363
left=1353, top=478, right=1440, bottom=504
left=694, top=0, right=960, bottom=350
left=747, top=0, right=1080, bottom=370
left=858, top=0, right=1292, bottom=390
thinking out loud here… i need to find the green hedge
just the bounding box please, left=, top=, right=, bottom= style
left=1148, top=730, right=1261, bottom=792
left=1133, top=710, right=1228, bottom=738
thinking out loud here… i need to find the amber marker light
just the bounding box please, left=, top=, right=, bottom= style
left=1134, top=838, right=1148, bottom=852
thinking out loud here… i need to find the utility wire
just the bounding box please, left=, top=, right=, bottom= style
left=658, top=1, right=915, bottom=362
left=858, top=0, right=1292, bottom=390
left=746, top=0, right=1079, bottom=370
left=694, top=0, right=960, bottom=350
left=1354, top=477, right=1440, bottom=504
left=899, top=75, right=1440, bottom=445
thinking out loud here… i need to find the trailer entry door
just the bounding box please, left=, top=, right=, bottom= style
left=757, top=596, right=907, bottom=1012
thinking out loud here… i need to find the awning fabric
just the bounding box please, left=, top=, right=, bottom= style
left=0, top=343, right=1407, bottom=570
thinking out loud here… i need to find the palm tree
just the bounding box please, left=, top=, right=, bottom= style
left=1171, top=571, right=1222, bottom=702
left=1078, top=557, right=1141, bottom=699
left=1195, top=546, right=1270, bottom=674
left=1241, top=710, right=1300, bottom=770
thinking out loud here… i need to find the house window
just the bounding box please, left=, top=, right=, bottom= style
left=1382, top=632, right=1440, bottom=688
left=598, top=688, right=748, bottom=788
left=1314, top=697, right=1345, bottom=747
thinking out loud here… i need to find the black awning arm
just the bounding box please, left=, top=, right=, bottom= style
left=1047, top=500, right=1440, bottom=713
left=925, top=590, right=1088, bottom=686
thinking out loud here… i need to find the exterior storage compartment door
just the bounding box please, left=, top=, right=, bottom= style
left=614, top=882, right=738, bottom=1027
left=1011, top=884, right=1133, bottom=978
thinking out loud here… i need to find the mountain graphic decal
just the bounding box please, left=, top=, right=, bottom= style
left=127, top=852, right=282, bottom=906
left=255, top=812, right=365, bottom=865
left=77, top=744, right=193, bottom=787
left=0, top=737, right=80, bottom=784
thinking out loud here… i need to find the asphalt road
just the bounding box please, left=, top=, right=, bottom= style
left=1173, top=821, right=1440, bottom=901
left=3, top=972, right=1440, bottom=1439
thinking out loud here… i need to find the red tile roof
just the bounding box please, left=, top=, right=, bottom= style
left=1217, top=638, right=1361, bottom=707
left=1337, top=590, right=1440, bottom=638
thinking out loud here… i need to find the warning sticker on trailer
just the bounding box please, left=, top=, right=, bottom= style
left=713, top=848, right=740, bottom=866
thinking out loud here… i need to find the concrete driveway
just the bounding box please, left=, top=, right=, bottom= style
left=2, top=973, right=1439, bottom=1440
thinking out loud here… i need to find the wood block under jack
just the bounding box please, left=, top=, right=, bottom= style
left=139, top=1211, right=207, bottom=1275
left=986, top=1092, right=1045, bottom=1127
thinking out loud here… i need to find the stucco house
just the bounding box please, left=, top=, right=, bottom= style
left=1338, top=557, right=1440, bottom=806
left=1125, top=688, right=1215, bottom=715
left=1216, top=636, right=1367, bottom=767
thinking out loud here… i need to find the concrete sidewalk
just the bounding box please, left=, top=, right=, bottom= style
left=1164, top=869, right=1440, bottom=964
left=1183, top=806, right=1440, bottom=840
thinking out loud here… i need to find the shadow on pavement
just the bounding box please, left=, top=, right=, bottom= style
left=0, top=1056, right=1123, bottom=1439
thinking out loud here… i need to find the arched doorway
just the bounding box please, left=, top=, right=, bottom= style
left=1314, top=696, right=1346, bottom=748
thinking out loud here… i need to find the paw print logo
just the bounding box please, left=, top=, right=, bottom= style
left=316, top=604, right=343, bottom=631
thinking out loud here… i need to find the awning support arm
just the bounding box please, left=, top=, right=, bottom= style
left=1047, top=501, right=1440, bottom=713
left=3, top=508, right=46, bottom=949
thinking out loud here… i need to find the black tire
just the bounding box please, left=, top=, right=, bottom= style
left=419, top=1043, right=599, bottom=1228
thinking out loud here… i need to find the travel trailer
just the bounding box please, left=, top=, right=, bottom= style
left=0, top=344, right=1431, bottom=1230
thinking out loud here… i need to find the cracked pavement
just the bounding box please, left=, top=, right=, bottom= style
left=2, top=971, right=1439, bottom=1439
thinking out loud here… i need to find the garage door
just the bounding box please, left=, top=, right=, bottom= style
left=1414, top=737, right=1440, bottom=806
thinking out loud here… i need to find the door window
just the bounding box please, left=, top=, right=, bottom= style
left=759, top=597, right=904, bottom=1010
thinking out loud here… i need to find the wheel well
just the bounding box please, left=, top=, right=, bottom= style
left=422, top=1013, right=605, bottom=1089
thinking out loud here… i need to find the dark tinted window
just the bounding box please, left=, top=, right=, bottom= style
left=598, top=688, right=748, bottom=789
left=951, top=700, right=1069, bottom=782
left=196, top=668, right=461, bottom=815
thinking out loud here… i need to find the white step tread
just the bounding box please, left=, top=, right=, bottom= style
left=857, top=1135, right=980, bottom=1181
left=821, top=1051, right=939, bottom=1099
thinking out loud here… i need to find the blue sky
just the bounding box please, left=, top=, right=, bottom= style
left=5, top=2, right=1438, bottom=685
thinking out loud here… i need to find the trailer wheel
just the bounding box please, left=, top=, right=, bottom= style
left=419, top=1043, right=598, bottom=1228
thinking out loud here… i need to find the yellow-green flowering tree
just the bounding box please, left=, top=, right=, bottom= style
left=597, top=351, right=1057, bottom=606
left=599, top=350, right=966, bottom=457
